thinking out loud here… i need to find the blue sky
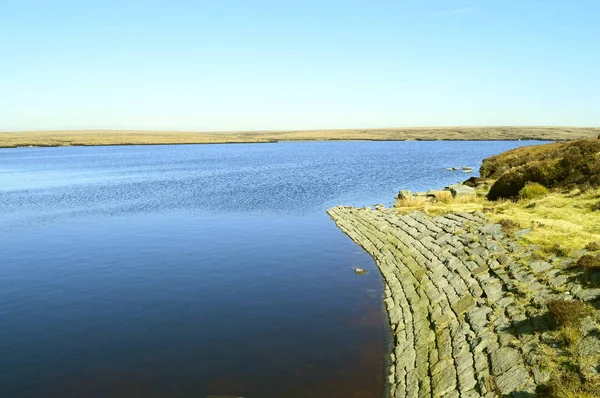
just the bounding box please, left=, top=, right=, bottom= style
left=1, top=0, right=599, bottom=131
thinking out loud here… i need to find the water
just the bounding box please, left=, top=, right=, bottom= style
left=0, top=140, right=545, bottom=398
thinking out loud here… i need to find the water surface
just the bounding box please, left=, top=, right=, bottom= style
left=0, top=140, right=545, bottom=397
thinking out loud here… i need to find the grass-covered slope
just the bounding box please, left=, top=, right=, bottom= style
left=481, top=138, right=600, bottom=200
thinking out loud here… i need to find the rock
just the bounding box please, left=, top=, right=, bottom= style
left=397, top=190, right=413, bottom=200
left=451, top=294, right=476, bottom=315
left=515, top=229, right=532, bottom=238
left=449, top=184, right=476, bottom=198
left=354, top=267, right=369, bottom=275
left=427, top=189, right=439, bottom=198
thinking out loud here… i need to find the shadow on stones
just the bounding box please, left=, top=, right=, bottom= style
left=510, top=313, right=553, bottom=336
left=505, top=392, right=536, bottom=398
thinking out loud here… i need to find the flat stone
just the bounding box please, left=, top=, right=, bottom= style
left=495, top=365, right=530, bottom=394
left=449, top=184, right=476, bottom=198
left=452, top=294, right=476, bottom=316
left=491, top=346, right=521, bottom=374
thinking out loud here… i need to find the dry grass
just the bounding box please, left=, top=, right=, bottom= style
left=394, top=186, right=600, bottom=253
left=394, top=192, right=489, bottom=215
left=549, top=299, right=595, bottom=328
left=2, top=126, right=600, bottom=148
left=486, top=188, right=600, bottom=253
left=578, top=254, right=600, bottom=271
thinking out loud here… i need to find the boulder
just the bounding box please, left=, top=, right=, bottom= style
left=449, top=184, right=476, bottom=198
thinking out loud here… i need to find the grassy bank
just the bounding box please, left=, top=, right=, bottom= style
left=2, top=126, right=600, bottom=148
left=393, top=138, right=600, bottom=397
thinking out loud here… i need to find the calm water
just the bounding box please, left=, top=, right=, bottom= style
left=0, top=140, right=544, bottom=398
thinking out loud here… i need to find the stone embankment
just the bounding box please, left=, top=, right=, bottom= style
left=327, top=206, right=600, bottom=397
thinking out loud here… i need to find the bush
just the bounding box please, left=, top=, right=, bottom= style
left=592, top=201, right=600, bottom=212
left=519, top=182, right=549, bottom=200
left=578, top=254, right=600, bottom=271
left=548, top=299, right=595, bottom=328
left=585, top=242, right=600, bottom=252
left=487, top=161, right=557, bottom=200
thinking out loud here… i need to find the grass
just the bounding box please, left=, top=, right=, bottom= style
left=484, top=138, right=600, bottom=200
left=393, top=186, right=600, bottom=254
left=541, top=300, right=600, bottom=398
left=548, top=299, right=595, bottom=328
left=519, top=182, right=548, bottom=200
left=2, top=127, right=600, bottom=148
left=578, top=254, right=600, bottom=271
left=585, top=242, right=600, bottom=252
left=486, top=188, right=600, bottom=254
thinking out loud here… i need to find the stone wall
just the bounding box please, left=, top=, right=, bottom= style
left=327, top=206, right=600, bottom=397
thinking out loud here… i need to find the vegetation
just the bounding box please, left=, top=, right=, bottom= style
left=518, top=182, right=548, bottom=200
left=2, top=127, right=600, bottom=148
left=393, top=138, right=600, bottom=397
left=548, top=299, right=595, bottom=328
left=578, top=254, right=600, bottom=271
left=585, top=242, right=600, bottom=252
left=498, top=219, right=521, bottom=236
left=484, top=138, right=600, bottom=200
left=539, top=372, right=600, bottom=398
left=541, top=300, right=599, bottom=398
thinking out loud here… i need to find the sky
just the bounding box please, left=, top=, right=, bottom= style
left=1, top=0, right=599, bottom=131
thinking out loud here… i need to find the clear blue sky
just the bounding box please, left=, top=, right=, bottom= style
left=1, top=0, right=599, bottom=131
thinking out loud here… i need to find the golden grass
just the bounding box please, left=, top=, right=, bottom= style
left=394, top=192, right=489, bottom=215
left=394, top=187, right=600, bottom=253
left=486, top=188, right=600, bottom=254
left=2, top=126, right=600, bottom=148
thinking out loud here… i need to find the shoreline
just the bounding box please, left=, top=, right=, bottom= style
left=1, top=126, right=598, bottom=148
left=0, top=138, right=559, bottom=149
left=327, top=203, right=599, bottom=397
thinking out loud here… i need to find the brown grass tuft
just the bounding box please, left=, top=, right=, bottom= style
left=578, top=254, right=600, bottom=271
left=548, top=299, right=595, bottom=328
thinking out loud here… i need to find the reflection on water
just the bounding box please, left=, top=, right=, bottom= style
left=0, top=140, right=545, bottom=397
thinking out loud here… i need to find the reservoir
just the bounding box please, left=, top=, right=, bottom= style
left=0, top=140, right=542, bottom=398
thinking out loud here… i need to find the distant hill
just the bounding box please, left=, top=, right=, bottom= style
left=1, top=126, right=599, bottom=148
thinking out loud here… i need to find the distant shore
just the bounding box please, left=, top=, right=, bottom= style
left=1, top=127, right=599, bottom=148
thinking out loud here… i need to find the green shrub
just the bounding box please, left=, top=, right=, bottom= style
left=548, top=299, right=595, bottom=328
left=519, top=182, right=549, bottom=200
left=578, top=254, right=600, bottom=271
left=591, top=201, right=600, bottom=212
